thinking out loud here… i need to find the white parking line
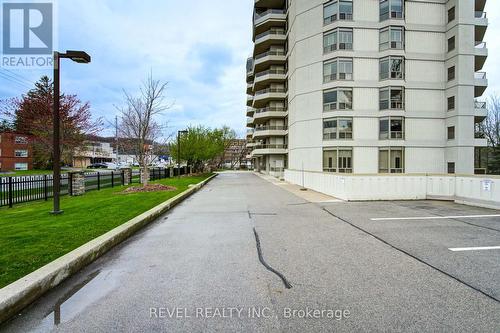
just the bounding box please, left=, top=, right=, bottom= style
left=370, top=214, right=500, bottom=221
left=449, top=246, right=500, bottom=252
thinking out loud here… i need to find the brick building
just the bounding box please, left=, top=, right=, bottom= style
left=0, top=132, right=33, bottom=171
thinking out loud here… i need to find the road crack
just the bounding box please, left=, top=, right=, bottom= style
left=253, top=228, right=292, bottom=289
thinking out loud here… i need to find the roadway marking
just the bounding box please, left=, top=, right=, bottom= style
left=370, top=214, right=500, bottom=221
left=449, top=246, right=500, bottom=252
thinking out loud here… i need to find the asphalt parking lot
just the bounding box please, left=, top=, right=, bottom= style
left=2, top=172, right=500, bottom=332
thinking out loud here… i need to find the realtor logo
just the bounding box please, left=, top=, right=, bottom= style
left=2, top=2, right=53, bottom=54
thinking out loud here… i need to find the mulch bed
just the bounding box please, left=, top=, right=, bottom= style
left=122, top=184, right=177, bottom=194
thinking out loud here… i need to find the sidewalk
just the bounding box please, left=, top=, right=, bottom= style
left=254, top=172, right=343, bottom=203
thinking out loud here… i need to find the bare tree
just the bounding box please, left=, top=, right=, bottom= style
left=482, top=94, right=500, bottom=147
left=117, top=73, right=171, bottom=186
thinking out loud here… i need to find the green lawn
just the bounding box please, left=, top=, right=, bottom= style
left=0, top=174, right=212, bottom=288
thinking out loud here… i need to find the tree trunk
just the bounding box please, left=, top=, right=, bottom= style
left=141, top=167, right=149, bottom=186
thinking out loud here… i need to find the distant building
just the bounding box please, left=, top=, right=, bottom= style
left=0, top=132, right=33, bottom=171
left=73, top=141, right=116, bottom=168
left=221, top=139, right=252, bottom=169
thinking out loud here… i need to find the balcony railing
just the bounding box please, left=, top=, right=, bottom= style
left=255, top=126, right=288, bottom=131
left=254, top=9, right=286, bottom=20
left=255, top=107, right=287, bottom=114
left=475, top=11, right=487, bottom=18
left=254, top=144, right=288, bottom=149
left=475, top=41, right=487, bottom=48
left=475, top=72, right=487, bottom=79
left=255, top=50, right=286, bottom=60
left=255, top=69, right=286, bottom=78
left=255, top=29, right=286, bottom=41
left=255, top=87, right=287, bottom=95
left=475, top=101, right=487, bottom=109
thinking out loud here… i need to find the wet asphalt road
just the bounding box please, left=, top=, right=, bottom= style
left=2, top=172, right=500, bottom=332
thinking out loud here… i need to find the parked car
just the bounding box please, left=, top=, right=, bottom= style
left=87, top=163, right=107, bottom=169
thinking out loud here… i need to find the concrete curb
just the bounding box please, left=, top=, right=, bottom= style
left=0, top=173, right=217, bottom=324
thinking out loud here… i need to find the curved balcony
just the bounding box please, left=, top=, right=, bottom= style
left=253, top=107, right=287, bottom=123
left=246, top=107, right=256, bottom=117
left=253, top=69, right=286, bottom=90
left=254, top=9, right=286, bottom=38
left=475, top=100, right=487, bottom=123
left=474, top=41, right=488, bottom=71
left=246, top=129, right=254, bottom=139
left=253, top=125, right=288, bottom=139
left=251, top=144, right=288, bottom=156
left=247, top=82, right=254, bottom=95
left=246, top=141, right=256, bottom=149
left=254, top=50, right=286, bottom=71
left=474, top=71, right=488, bottom=97
left=254, top=0, right=286, bottom=8
left=475, top=11, right=488, bottom=42
left=252, top=87, right=287, bottom=108
left=247, top=117, right=255, bottom=127
left=254, top=29, right=286, bottom=55
left=247, top=95, right=254, bottom=107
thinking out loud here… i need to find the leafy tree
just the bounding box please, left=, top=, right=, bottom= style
left=1, top=76, right=101, bottom=169
left=170, top=125, right=236, bottom=172
left=0, top=119, right=13, bottom=132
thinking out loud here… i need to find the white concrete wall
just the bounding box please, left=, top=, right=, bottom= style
left=285, top=170, right=500, bottom=209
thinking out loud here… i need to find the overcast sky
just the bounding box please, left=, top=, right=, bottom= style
left=0, top=0, right=499, bottom=138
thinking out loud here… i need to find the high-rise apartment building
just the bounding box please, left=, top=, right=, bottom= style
left=246, top=0, right=488, bottom=177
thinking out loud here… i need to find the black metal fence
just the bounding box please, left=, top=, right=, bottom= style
left=0, top=166, right=191, bottom=208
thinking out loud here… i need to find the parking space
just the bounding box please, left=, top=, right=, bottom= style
left=321, top=200, right=500, bottom=301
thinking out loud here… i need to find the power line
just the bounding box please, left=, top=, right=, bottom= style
left=0, top=68, right=34, bottom=85
left=0, top=72, right=32, bottom=90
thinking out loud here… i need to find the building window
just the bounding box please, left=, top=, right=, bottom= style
left=323, top=148, right=353, bottom=173
left=14, top=150, right=28, bottom=157
left=323, top=88, right=353, bottom=111
left=447, top=96, right=455, bottom=111
left=379, top=148, right=404, bottom=173
left=447, top=66, right=455, bottom=81
left=379, top=87, right=404, bottom=110
left=323, top=118, right=353, bottom=140
left=448, top=36, right=455, bottom=52
left=379, top=56, right=404, bottom=80
left=380, top=26, right=404, bottom=50
left=379, top=117, right=404, bottom=139
left=448, top=7, right=455, bottom=23
left=324, top=28, right=353, bottom=54
left=323, top=58, right=353, bottom=83
left=447, top=126, right=455, bottom=140
left=14, top=163, right=28, bottom=171
left=380, top=0, right=404, bottom=21
left=15, top=136, right=28, bottom=144
left=324, top=0, right=353, bottom=25
left=447, top=162, right=455, bottom=174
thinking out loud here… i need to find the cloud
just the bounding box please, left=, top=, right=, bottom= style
left=0, top=0, right=254, bottom=137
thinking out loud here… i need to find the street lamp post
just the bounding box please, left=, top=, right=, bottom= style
left=177, top=130, right=188, bottom=179
left=52, top=50, right=91, bottom=214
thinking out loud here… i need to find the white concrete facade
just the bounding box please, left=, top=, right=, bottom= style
left=246, top=0, right=488, bottom=179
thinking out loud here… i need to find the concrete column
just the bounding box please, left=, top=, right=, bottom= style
left=121, top=168, right=132, bottom=185
left=169, top=167, right=174, bottom=177
left=69, top=171, right=85, bottom=196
